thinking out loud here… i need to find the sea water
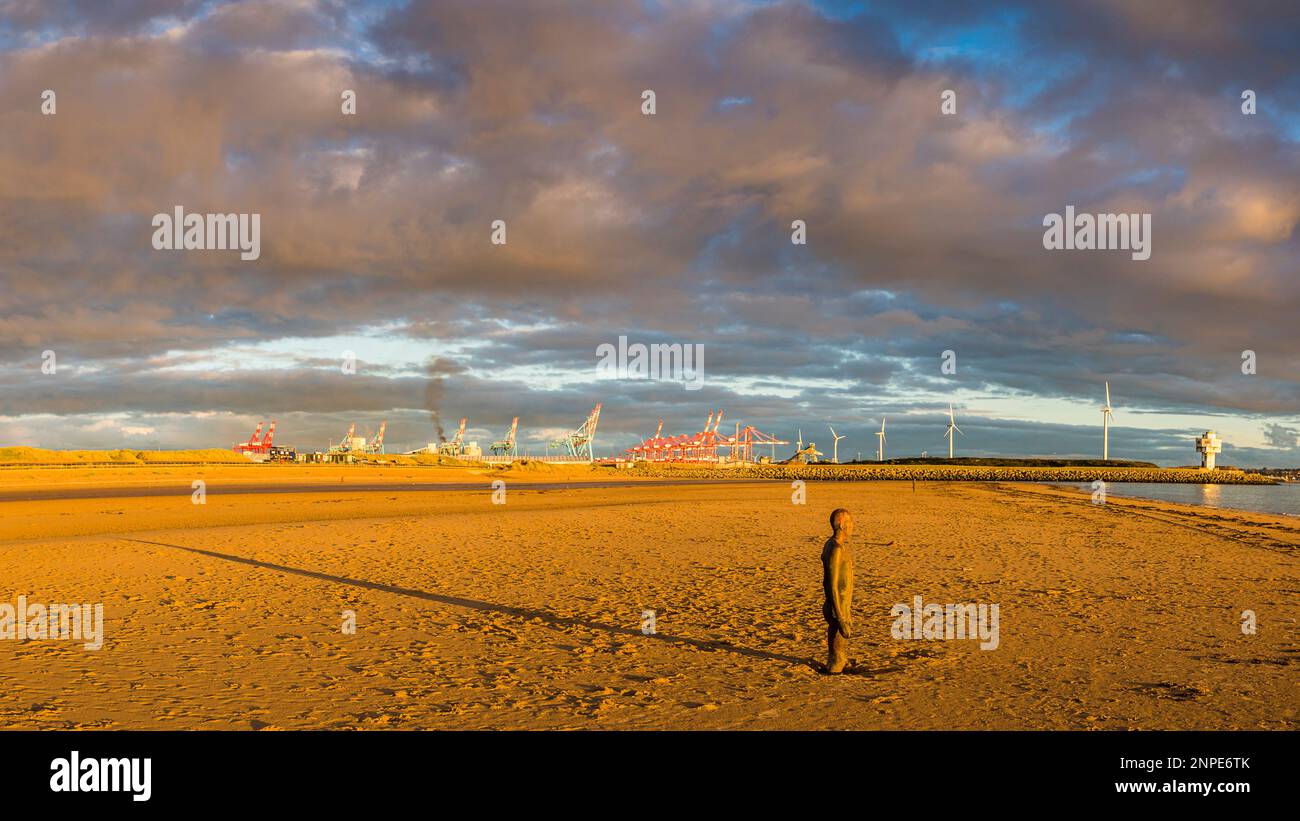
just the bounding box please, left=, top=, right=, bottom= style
left=1056, top=482, right=1300, bottom=517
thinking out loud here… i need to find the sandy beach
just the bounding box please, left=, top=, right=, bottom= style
left=1, top=468, right=1295, bottom=730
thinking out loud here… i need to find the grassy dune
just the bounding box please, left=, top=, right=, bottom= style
left=870, top=457, right=1158, bottom=468
left=347, top=454, right=595, bottom=473
left=0, top=447, right=248, bottom=465
left=629, top=462, right=1277, bottom=484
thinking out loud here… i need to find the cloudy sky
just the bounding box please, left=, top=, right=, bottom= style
left=1, top=0, right=1297, bottom=465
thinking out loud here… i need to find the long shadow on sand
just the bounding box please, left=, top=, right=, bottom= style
left=119, top=537, right=810, bottom=666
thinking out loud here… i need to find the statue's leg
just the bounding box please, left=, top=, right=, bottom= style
left=827, top=622, right=847, bottom=673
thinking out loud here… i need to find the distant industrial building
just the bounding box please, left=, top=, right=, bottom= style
left=1195, top=431, right=1222, bottom=470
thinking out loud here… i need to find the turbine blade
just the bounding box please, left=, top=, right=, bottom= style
left=953, top=424, right=963, bottom=434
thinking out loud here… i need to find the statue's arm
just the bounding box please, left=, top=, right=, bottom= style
left=828, top=546, right=850, bottom=635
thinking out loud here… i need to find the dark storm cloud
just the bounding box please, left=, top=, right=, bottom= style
left=1261, top=422, right=1299, bottom=450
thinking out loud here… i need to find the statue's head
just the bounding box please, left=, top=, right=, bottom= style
left=830, top=508, right=853, bottom=538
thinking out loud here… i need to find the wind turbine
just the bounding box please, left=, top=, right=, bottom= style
left=876, top=416, right=887, bottom=462
left=828, top=425, right=846, bottom=464
left=1101, top=381, right=1115, bottom=461
left=944, top=403, right=962, bottom=459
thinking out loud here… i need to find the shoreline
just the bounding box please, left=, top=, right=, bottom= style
left=1048, top=480, right=1298, bottom=518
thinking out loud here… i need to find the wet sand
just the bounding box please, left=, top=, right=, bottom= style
left=1, top=470, right=1295, bottom=729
